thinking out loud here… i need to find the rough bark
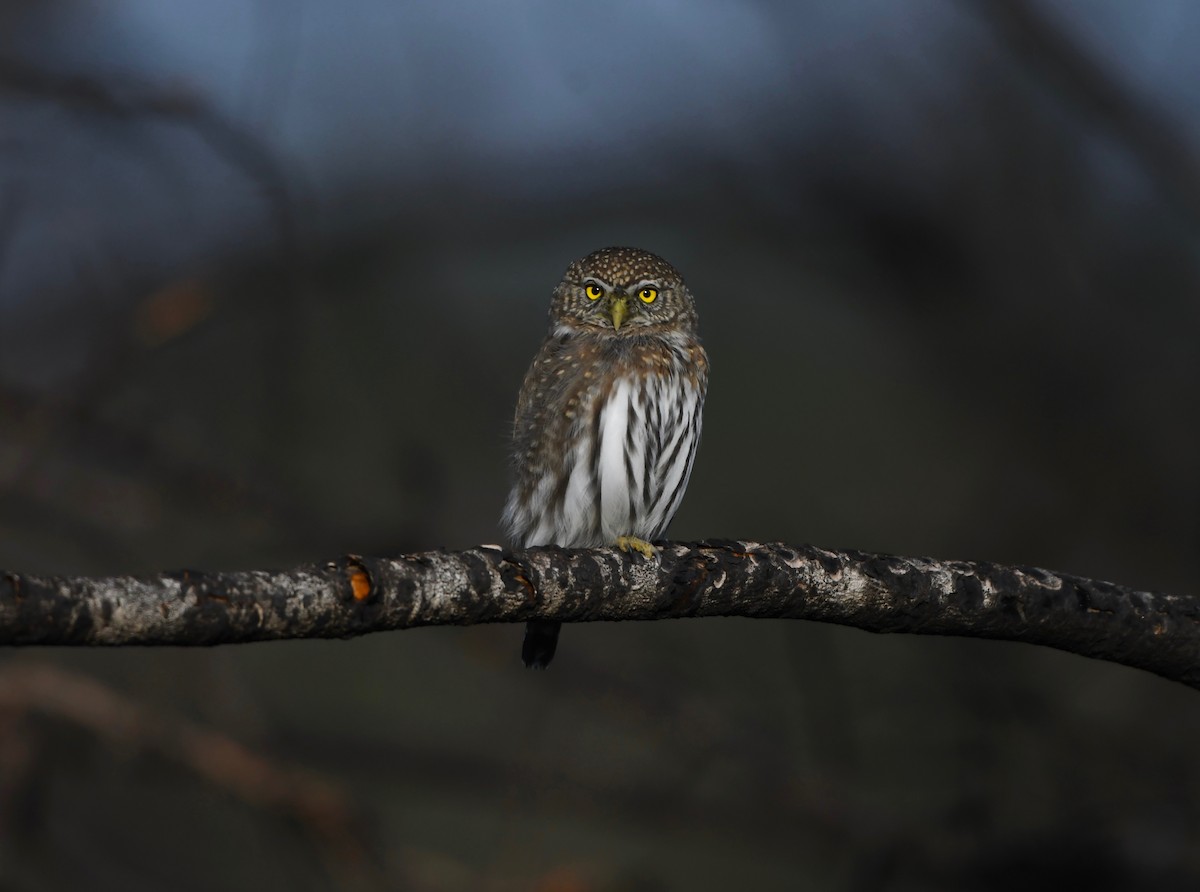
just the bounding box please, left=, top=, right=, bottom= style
left=1, top=541, right=1196, bottom=689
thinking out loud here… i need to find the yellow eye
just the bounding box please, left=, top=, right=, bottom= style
left=638, top=287, right=658, bottom=303
left=585, top=284, right=604, bottom=300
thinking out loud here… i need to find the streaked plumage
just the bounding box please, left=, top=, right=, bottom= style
left=503, top=247, right=708, bottom=667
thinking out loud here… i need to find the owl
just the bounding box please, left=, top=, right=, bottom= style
left=502, top=247, right=709, bottom=668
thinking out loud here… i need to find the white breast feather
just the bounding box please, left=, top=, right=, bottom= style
left=508, top=368, right=703, bottom=549
left=598, top=378, right=634, bottom=541
left=559, top=423, right=598, bottom=544
left=647, top=380, right=701, bottom=537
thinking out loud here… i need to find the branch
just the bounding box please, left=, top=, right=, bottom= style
left=965, top=0, right=1200, bottom=225
left=0, top=664, right=371, bottom=868
left=0, top=56, right=297, bottom=248
left=1, top=542, right=1196, bottom=688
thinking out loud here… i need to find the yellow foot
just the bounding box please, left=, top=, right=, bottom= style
left=616, top=536, right=656, bottom=559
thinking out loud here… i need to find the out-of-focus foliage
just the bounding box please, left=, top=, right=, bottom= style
left=0, top=2, right=1197, bottom=890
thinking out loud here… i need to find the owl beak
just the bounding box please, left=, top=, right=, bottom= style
left=609, top=295, right=628, bottom=331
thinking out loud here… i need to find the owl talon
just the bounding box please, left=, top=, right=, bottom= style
left=616, top=536, right=656, bottom=559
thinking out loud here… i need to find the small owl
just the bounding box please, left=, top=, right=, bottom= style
left=503, top=247, right=709, bottom=668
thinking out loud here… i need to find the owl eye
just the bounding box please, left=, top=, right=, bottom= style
left=585, top=284, right=604, bottom=300
left=638, top=287, right=658, bottom=304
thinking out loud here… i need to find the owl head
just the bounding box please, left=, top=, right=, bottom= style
left=551, top=247, right=697, bottom=335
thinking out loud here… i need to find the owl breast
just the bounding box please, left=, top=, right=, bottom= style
left=505, top=339, right=706, bottom=549
left=590, top=371, right=702, bottom=544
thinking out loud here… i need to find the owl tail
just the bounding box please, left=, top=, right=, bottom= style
left=522, top=620, right=562, bottom=669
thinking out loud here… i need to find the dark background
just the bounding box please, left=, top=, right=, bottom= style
left=0, top=1, right=1197, bottom=889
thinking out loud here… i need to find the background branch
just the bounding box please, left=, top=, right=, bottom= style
left=1, top=541, right=1195, bottom=689
left=0, top=662, right=384, bottom=890
left=966, top=0, right=1200, bottom=225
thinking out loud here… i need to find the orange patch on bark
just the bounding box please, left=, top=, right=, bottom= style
left=348, top=568, right=371, bottom=601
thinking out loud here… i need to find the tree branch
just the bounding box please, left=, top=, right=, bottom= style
left=965, top=0, right=1200, bottom=226
left=1, top=542, right=1196, bottom=688
left=0, top=663, right=374, bottom=876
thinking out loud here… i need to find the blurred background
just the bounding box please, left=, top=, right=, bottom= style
left=0, top=0, right=1198, bottom=889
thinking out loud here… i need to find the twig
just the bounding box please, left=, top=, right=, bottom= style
left=966, top=0, right=1200, bottom=224
left=0, top=56, right=296, bottom=248
left=0, top=662, right=374, bottom=874
left=0, top=56, right=305, bottom=464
